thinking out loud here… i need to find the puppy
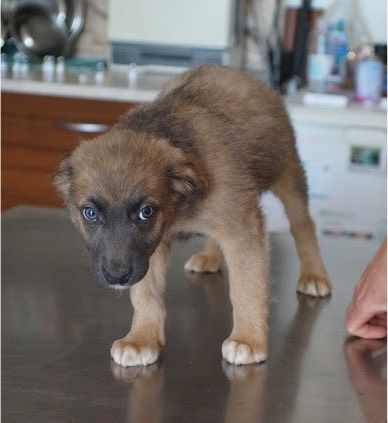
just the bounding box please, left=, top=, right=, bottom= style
left=54, top=65, right=331, bottom=367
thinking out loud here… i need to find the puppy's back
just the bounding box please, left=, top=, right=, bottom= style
left=159, top=65, right=290, bottom=129
left=123, top=65, right=296, bottom=191
left=160, top=65, right=296, bottom=187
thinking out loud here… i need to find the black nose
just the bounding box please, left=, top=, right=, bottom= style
left=102, top=267, right=131, bottom=286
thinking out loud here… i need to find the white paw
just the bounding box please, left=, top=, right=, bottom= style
left=297, top=275, right=332, bottom=297
left=184, top=253, right=222, bottom=273
left=222, top=339, right=267, bottom=365
left=111, top=339, right=159, bottom=367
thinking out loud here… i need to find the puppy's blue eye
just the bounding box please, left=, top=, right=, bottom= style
left=139, top=205, right=153, bottom=221
left=82, top=206, right=99, bottom=222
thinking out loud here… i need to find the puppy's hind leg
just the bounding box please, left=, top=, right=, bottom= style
left=111, top=242, right=170, bottom=367
left=184, top=238, right=223, bottom=273
left=271, top=159, right=331, bottom=297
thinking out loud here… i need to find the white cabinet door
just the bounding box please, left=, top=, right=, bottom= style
left=263, top=121, right=387, bottom=242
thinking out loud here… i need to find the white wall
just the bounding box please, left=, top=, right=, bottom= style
left=109, top=0, right=233, bottom=48
left=357, top=0, right=387, bottom=44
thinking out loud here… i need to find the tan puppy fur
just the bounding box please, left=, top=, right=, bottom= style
left=55, top=65, right=331, bottom=367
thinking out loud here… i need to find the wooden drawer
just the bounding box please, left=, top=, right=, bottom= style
left=2, top=145, right=66, bottom=209
left=2, top=167, right=62, bottom=209
left=3, top=115, right=107, bottom=151
left=2, top=93, right=134, bottom=121
left=2, top=93, right=136, bottom=151
left=2, top=145, right=64, bottom=171
left=1, top=92, right=137, bottom=210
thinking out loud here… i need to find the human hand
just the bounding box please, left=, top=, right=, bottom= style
left=346, top=240, right=387, bottom=339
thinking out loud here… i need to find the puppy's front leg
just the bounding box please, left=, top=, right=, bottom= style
left=111, top=243, right=170, bottom=367
left=219, top=230, right=269, bottom=365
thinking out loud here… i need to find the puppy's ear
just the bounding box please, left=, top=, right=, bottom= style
left=53, top=154, right=73, bottom=202
left=166, top=157, right=208, bottom=207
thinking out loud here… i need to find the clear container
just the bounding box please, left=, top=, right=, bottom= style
left=355, top=58, right=384, bottom=104
left=307, top=17, right=332, bottom=92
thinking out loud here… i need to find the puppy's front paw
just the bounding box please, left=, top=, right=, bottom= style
left=222, top=338, right=267, bottom=365
left=297, top=274, right=332, bottom=297
left=184, top=253, right=222, bottom=273
left=111, top=338, right=160, bottom=367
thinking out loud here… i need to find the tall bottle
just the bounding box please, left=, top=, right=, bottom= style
left=324, top=0, right=370, bottom=90
left=307, top=16, right=332, bottom=92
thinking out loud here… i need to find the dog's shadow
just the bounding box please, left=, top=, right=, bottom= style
left=111, top=361, right=164, bottom=423
left=223, top=293, right=330, bottom=423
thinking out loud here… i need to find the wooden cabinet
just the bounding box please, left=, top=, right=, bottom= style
left=2, top=93, right=136, bottom=210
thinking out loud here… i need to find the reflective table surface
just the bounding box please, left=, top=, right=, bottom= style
left=2, top=207, right=386, bottom=422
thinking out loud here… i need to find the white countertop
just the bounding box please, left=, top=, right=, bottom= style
left=285, top=95, right=387, bottom=130
left=2, top=65, right=387, bottom=130
left=1, top=65, right=164, bottom=103
left=2, top=76, right=158, bottom=103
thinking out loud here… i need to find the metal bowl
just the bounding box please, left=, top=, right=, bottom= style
left=10, top=1, right=68, bottom=57
left=8, top=0, right=85, bottom=58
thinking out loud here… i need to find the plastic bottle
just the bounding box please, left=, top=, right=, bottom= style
left=355, top=52, right=383, bottom=104
left=307, top=17, right=332, bottom=92
left=324, top=0, right=370, bottom=90
left=326, top=18, right=348, bottom=87
left=42, top=55, right=55, bottom=82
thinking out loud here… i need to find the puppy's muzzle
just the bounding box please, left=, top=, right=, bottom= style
left=102, top=266, right=131, bottom=286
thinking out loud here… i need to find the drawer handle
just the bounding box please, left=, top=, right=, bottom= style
left=56, top=122, right=109, bottom=133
